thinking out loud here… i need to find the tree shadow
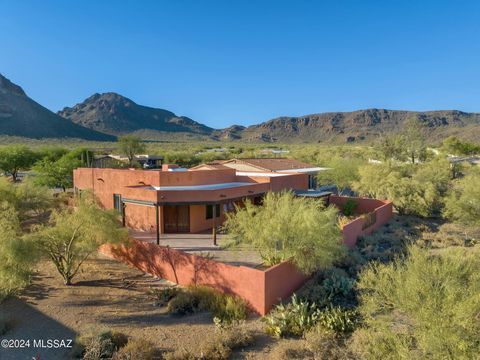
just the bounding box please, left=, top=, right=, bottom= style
left=0, top=298, right=77, bottom=360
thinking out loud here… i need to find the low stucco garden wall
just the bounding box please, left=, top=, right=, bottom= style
left=100, top=196, right=393, bottom=314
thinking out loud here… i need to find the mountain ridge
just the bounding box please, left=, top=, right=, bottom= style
left=0, top=74, right=115, bottom=141
left=58, top=92, right=213, bottom=137
left=2, top=73, right=480, bottom=143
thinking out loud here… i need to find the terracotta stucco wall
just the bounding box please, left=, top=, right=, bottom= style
left=189, top=205, right=226, bottom=233
left=269, top=173, right=308, bottom=192
left=100, top=240, right=268, bottom=314
left=263, top=261, right=307, bottom=311
left=331, top=196, right=393, bottom=247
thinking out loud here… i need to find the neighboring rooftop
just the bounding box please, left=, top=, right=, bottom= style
left=219, top=158, right=321, bottom=172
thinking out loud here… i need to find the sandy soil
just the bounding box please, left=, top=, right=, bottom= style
left=0, top=255, right=281, bottom=360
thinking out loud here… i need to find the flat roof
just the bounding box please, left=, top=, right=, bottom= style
left=150, top=182, right=258, bottom=191
left=293, top=190, right=332, bottom=198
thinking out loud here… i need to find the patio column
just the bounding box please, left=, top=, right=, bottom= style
left=121, top=202, right=126, bottom=227
left=212, top=203, right=217, bottom=246
left=155, top=204, right=160, bottom=245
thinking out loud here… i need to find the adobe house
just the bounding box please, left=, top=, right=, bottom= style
left=73, top=158, right=325, bottom=243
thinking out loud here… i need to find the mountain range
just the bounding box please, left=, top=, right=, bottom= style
left=1, top=73, right=480, bottom=143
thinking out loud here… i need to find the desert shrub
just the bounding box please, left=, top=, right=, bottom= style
left=0, top=201, right=37, bottom=300
left=163, top=326, right=255, bottom=360
left=297, top=268, right=355, bottom=308
left=74, top=330, right=129, bottom=359
left=81, top=332, right=117, bottom=360
left=110, top=331, right=129, bottom=349
left=322, top=271, right=354, bottom=300
left=443, top=170, right=480, bottom=227
left=304, top=328, right=354, bottom=360
left=268, top=341, right=315, bottom=360
left=263, top=294, right=320, bottom=338
left=317, top=306, right=357, bottom=334
left=167, top=286, right=248, bottom=325
left=337, top=215, right=351, bottom=230
left=342, top=199, right=358, bottom=216
left=167, top=291, right=199, bottom=315
left=354, top=246, right=480, bottom=359
left=113, top=338, right=156, bottom=360
left=148, top=286, right=179, bottom=306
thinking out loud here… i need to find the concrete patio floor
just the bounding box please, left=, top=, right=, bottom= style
left=129, top=230, right=263, bottom=268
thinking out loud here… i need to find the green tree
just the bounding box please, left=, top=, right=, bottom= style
left=354, top=246, right=480, bottom=359
left=0, top=201, right=37, bottom=300
left=316, top=157, right=362, bottom=194
left=32, top=193, right=128, bottom=285
left=443, top=170, right=480, bottom=227
left=0, top=177, right=52, bottom=221
left=117, top=136, right=146, bottom=166
left=33, top=148, right=92, bottom=191
left=375, top=134, right=407, bottom=162
left=0, top=145, right=36, bottom=181
left=402, top=116, right=427, bottom=164
left=223, top=192, right=344, bottom=274
left=441, top=136, right=480, bottom=156
left=353, top=162, right=446, bottom=217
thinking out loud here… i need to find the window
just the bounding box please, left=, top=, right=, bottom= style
left=113, top=194, right=122, bottom=213
left=206, top=204, right=220, bottom=219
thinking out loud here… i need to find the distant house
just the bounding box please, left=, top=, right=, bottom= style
left=447, top=156, right=480, bottom=165
left=92, top=154, right=164, bottom=169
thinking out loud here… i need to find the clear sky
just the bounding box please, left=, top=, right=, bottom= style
left=1, top=0, right=479, bottom=129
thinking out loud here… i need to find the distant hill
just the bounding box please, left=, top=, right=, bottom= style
left=0, top=74, right=115, bottom=141
left=58, top=93, right=214, bottom=138
left=231, top=109, right=480, bottom=143
left=1, top=73, right=480, bottom=143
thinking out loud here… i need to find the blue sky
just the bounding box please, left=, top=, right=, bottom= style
left=1, top=0, right=479, bottom=128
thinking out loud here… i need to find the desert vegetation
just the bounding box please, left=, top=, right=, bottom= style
left=1, top=136, right=479, bottom=359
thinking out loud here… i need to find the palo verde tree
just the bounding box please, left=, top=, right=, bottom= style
left=33, top=148, right=92, bottom=191
left=0, top=201, right=37, bottom=300
left=32, top=192, right=128, bottom=285
left=0, top=145, right=37, bottom=181
left=402, top=116, right=427, bottom=164
left=223, top=191, right=344, bottom=274
left=117, top=135, right=146, bottom=166
left=354, top=246, right=480, bottom=359
left=316, top=157, right=362, bottom=194
left=443, top=169, right=480, bottom=227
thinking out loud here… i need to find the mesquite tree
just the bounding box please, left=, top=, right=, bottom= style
left=33, top=193, right=128, bottom=285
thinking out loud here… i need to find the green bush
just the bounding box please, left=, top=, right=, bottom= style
left=167, top=286, right=248, bottom=325
left=297, top=268, right=355, bottom=308
left=148, top=286, right=179, bottom=306
left=112, top=338, right=156, bottom=360
left=342, top=199, right=358, bottom=216
left=322, top=271, right=354, bottom=300
left=263, top=294, right=320, bottom=338
left=317, top=306, right=357, bottom=334
left=167, top=291, right=199, bottom=315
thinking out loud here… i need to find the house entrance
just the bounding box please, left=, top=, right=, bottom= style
left=164, top=205, right=190, bottom=233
